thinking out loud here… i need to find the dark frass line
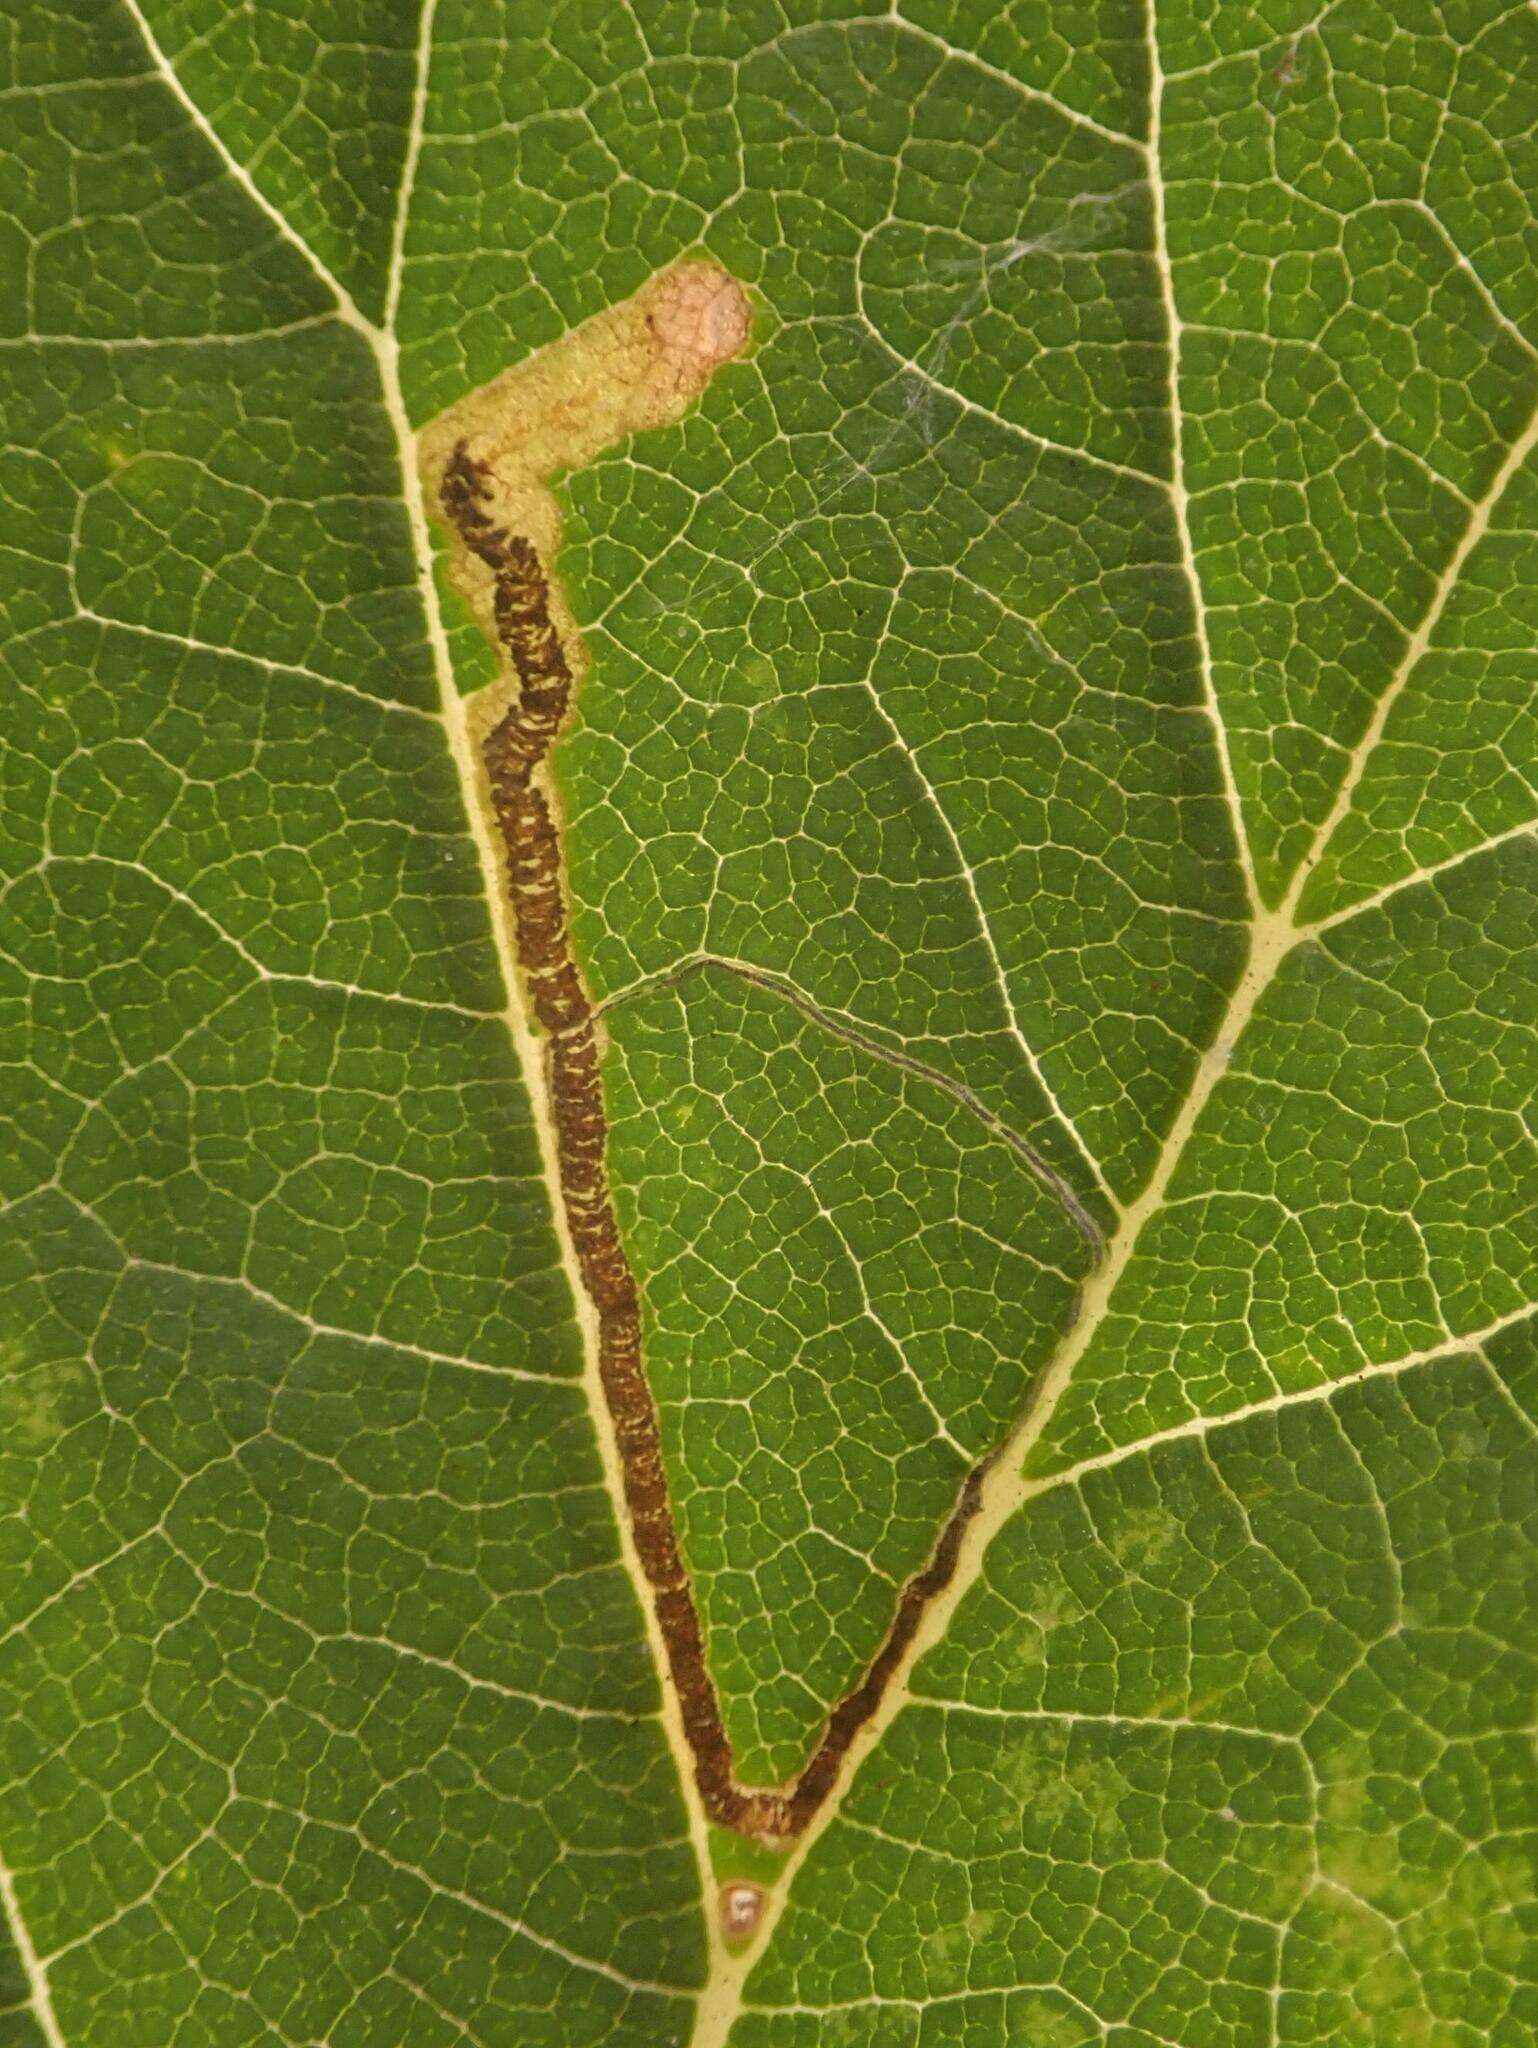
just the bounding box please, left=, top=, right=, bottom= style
left=441, top=441, right=994, bottom=1843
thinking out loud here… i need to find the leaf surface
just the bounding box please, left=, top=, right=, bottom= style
left=1, top=1, right=1536, bottom=2043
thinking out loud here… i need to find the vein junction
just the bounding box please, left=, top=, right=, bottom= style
left=437, top=438, right=999, bottom=1842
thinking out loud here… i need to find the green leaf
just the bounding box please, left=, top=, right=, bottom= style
left=740, top=1318, right=1538, bottom=2046
left=602, top=965, right=1090, bottom=1785
left=2, top=1, right=1535, bottom=2043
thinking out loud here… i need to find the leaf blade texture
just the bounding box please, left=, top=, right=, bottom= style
left=1, top=0, right=1535, bottom=2042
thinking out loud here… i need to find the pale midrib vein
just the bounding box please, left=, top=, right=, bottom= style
left=372, top=0, right=743, bottom=1998
left=50, top=0, right=721, bottom=2021
left=383, top=0, right=437, bottom=332
left=853, top=674, right=1115, bottom=1214
left=693, top=18, right=1538, bottom=2035
left=116, top=0, right=370, bottom=334
left=58, top=10, right=1538, bottom=2044
left=432, top=450, right=996, bottom=1849
left=1144, top=22, right=1261, bottom=921
left=350, top=22, right=739, bottom=1982
left=1289, top=398, right=1538, bottom=911
left=891, top=10, right=1143, bottom=151
left=75, top=610, right=437, bottom=717
left=926, top=1703, right=1305, bottom=1743
left=1008, top=1292, right=1538, bottom=1507
left=694, top=901, right=1297, bottom=2042
left=37, top=846, right=491, bottom=1022
left=122, top=1255, right=574, bottom=1387
left=0, top=315, right=343, bottom=349
left=0, top=1858, right=65, bottom=2048
left=1303, top=815, right=1538, bottom=937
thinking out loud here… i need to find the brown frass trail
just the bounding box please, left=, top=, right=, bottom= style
left=440, top=443, right=993, bottom=1844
